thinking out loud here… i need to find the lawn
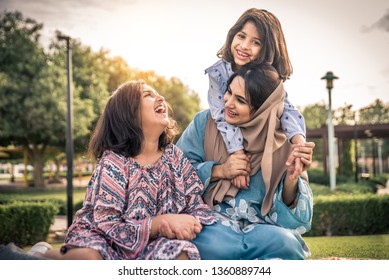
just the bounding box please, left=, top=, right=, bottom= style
left=305, top=234, right=389, bottom=259
left=29, top=234, right=389, bottom=260
left=0, top=186, right=87, bottom=204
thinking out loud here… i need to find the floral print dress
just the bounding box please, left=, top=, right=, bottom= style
left=62, top=144, right=216, bottom=260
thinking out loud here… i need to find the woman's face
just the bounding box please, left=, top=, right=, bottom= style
left=140, top=84, right=170, bottom=132
left=230, top=21, right=261, bottom=71
left=223, top=76, right=251, bottom=126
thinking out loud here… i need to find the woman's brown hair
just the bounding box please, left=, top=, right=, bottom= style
left=88, top=80, right=178, bottom=160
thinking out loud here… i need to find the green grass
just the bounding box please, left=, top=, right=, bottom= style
left=0, top=187, right=87, bottom=204
left=305, top=234, right=389, bottom=259
left=27, top=234, right=389, bottom=259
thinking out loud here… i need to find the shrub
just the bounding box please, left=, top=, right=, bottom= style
left=0, top=202, right=58, bottom=247
left=308, top=194, right=389, bottom=236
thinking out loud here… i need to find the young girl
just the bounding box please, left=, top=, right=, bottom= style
left=28, top=80, right=216, bottom=260
left=207, top=8, right=306, bottom=187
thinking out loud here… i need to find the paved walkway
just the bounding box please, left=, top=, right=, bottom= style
left=51, top=215, right=67, bottom=232
left=49, top=215, right=67, bottom=242
left=377, top=179, right=389, bottom=195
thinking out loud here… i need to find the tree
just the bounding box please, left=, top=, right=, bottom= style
left=105, top=55, right=133, bottom=93
left=50, top=35, right=111, bottom=154
left=334, top=104, right=355, bottom=175
left=0, top=11, right=201, bottom=186
left=358, top=99, right=389, bottom=168
left=0, top=11, right=64, bottom=187
left=358, top=99, right=389, bottom=125
left=0, top=11, right=96, bottom=187
left=301, top=102, right=329, bottom=164
left=301, top=102, right=328, bottom=130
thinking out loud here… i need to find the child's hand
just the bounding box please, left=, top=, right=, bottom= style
left=285, top=142, right=315, bottom=179
left=231, top=175, right=249, bottom=189
left=227, top=150, right=251, bottom=188
left=222, top=152, right=251, bottom=179
left=157, top=214, right=202, bottom=240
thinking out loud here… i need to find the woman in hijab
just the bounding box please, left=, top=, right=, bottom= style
left=175, top=63, right=315, bottom=260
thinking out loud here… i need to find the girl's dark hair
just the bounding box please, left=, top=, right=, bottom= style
left=227, top=63, right=281, bottom=112
left=218, top=8, right=292, bottom=81
left=88, top=80, right=178, bottom=160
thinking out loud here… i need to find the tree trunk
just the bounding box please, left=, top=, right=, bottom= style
left=54, top=158, right=61, bottom=179
left=27, top=143, right=47, bottom=188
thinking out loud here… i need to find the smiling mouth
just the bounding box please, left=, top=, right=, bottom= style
left=236, top=50, right=249, bottom=59
left=226, top=109, right=238, bottom=117
left=155, top=105, right=166, bottom=114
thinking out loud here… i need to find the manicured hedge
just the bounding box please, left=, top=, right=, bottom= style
left=308, top=194, right=389, bottom=236
left=0, top=196, right=82, bottom=216
left=0, top=202, right=58, bottom=247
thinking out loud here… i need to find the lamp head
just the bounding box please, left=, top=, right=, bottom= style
left=57, top=34, right=70, bottom=41
left=321, top=71, right=339, bottom=89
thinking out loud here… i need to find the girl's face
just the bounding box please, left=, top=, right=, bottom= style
left=140, top=84, right=170, bottom=132
left=230, top=21, right=261, bottom=71
left=223, top=76, right=251, bottom=126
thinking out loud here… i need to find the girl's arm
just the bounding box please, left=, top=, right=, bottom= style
left=207, top=62, right=244, bottom=154
left=281, top=92, right=306, bottom=144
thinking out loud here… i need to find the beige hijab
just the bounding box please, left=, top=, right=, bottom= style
left=204, top=81, right=292, bottom=216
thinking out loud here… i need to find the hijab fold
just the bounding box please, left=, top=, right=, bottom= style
left=203, top=81, right=294, bottom=216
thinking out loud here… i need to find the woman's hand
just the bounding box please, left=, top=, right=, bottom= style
left=223, top=152, right=251, bottom=179
left=211, top=152, right=251, bottom=182
left=152, top=214, right=202, bottom=240
left=230, top=150, right=250, bottom=189
left=282, top=142, right=315, bottom=206
left=285, top=142, right=315, bottom=179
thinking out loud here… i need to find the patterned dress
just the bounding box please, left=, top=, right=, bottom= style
left=61, top=144, right=216, bottom=260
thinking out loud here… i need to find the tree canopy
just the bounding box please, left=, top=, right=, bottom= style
left=0, top=10, right=201, bottom=187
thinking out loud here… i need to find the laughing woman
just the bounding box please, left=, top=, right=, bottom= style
left=27, top=80, right=216, bottom=260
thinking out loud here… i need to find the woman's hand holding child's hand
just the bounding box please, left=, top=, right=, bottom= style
left=156, top=214, right=202, bottom=240
left=230, top=150, right=251, bottom=189
left=222, top=151, right=251, bottom=179
left=285, top=142, right=315, bottom=179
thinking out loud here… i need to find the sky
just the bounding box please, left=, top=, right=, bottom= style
left=1, top=0, right=389, bottom=111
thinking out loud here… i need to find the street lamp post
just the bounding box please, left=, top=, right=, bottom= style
left=57, top=35, right=74, bottom=228
left=321, top=71, right=338, bottom=192
left=354, top=112, right=359, bottom=183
